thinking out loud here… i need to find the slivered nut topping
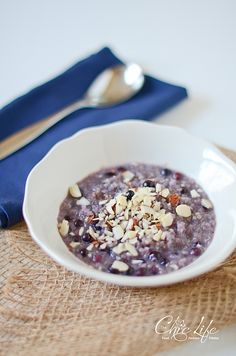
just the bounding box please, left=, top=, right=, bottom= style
left=59, top=219, right=69, bottom=236
left=201, top=199, right=212, bottom=209
left=112, top=242, right=138, bottom=256
left=111, top=260, right=129, bottom=272
left=176, top=204, right=192, bottom=217
left=116, top=194, right=127, bottom=208
left=70, top=241, right=80, bottom=248
left=190, top=189, right=200, bottom=198
left=69, top=184, right=82, bottom=198
left=112, top=225, right=124, bottom=240
left=122, top=170, right=134, bottom=183
left=76, top=197, right=90, bottom=206
left=153, top=230, right=163, bottom=241
left=125, top=242, right=138, bottom=256
left=159, top=212, right=174, bottom=227
left=106, top=199, right=116, bottom=215
left=124, top=230, right=137, bottom=239
left=160, top=188, right=170, bottom=198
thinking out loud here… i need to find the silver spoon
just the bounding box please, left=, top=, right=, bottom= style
left=0, top=63, right=144, bottom=160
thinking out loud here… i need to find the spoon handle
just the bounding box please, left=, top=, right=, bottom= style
left=0, top=98, right=90, bottom=160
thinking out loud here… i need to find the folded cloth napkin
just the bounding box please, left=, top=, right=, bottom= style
left=0, top=47, right=188, bottom=228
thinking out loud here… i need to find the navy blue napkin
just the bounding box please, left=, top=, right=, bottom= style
left=0, top=47, right=187, bottom=228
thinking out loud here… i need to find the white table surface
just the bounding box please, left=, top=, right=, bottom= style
left=0, top=0, right=236, bottom=354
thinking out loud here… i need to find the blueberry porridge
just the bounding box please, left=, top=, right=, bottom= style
left=57, top=164, right=216, bottom=276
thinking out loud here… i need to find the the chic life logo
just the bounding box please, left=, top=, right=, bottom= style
left=155, top=315, right=219, bottom=343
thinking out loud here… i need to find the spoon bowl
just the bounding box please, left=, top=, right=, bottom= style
left=86, top=63, right=145, bottom=106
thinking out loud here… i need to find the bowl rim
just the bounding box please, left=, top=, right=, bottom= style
left=23, top=120, right=236, bottom=287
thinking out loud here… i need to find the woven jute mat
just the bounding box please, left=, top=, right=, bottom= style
left=0, top=147, right=236, bottom=356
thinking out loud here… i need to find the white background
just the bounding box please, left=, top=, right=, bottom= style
left=0, top=0, right=236, bottom=354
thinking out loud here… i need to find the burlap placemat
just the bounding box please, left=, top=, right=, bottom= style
left=0, top=147, right=236, bottom=356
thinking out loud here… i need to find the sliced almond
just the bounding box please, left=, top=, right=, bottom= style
left=104, top=229, right=113, bottom=237
left=76, top=197, right=90, bottom=206
left=142, top=219, right=150, bottom=230
left=88, top=226, right=98, bottom=239
left=105, top=199, right=116, bottom=215
left=132, top=259, right=144, bottom=264
left=125, top=242, right=138, bottom=256
left=201, top=199, right=212, bottom=209
left=124, top=230, right=137, bottom=239
left=69, top=184, right=82, bottom=198
left=70, top=241, right=80, bottom=248
left=99, top=243, right=107, bottom=250
left=190, top=189, right=200, bottom=198
left=126, top=218, right=134, bottom=231
left=111, top=260, right=129, bottom=272
left=155, top=183, right=162, bottom=193
left=124, top=208, right=129, bottom=221
left=132, top=194, right=144, bottom=206
left=141, top=206, right=155, bottom=216
left=115, top=204, right=124, bottom=215
left=129, top=237, right=138, bottom=244
left=159, top=212, right=174, bottom=227
left=176, top=204, right=192, bottom=217
left=127, top=200, right=133, bottom=209
left=153, top=202, right=161, bottom=212
left=112, top=243, right=127, bottom=254
left=137, top=187, right=152, bottom=195
left=122, top=171, right=135, bottom=183
left=79, top=227, right=84, bottom=236
left=59, top=219, right=69, bottom=236
left=160, top=188, right=170, bottom=198
left=143, top=195, right=153, bottom=207
left=120, top=220, right=128, bottom=230
left=116, top=195, right=127, bottom=208
left=86, top=243, right=94, bottom=251
left=112, top=225, right=124, bottom=240
left=153, top=230, right=163, bottom=241
left=99, top=199, right=108, bottom=205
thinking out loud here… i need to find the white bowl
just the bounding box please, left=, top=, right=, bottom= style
left=23, top=120, right=236, bottom=287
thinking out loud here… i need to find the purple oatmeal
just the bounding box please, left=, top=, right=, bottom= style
left=57, top=164, right=216, bottom=276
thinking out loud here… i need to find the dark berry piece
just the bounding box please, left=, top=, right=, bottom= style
left=72, top=235, right=80, bottom=242
left=109, top=267, right=120, bottom=274
left=150, top=265, right=159, bottom=275
left=136, top=267, right=147, bottom=276
left=143, top=180, right=155, bottom=188
left=180, top=187, right=189, bottom=195
left=149, top=251, right=167, bottom=265
left=79, top=248, right=87, bottom=257
left=95, top=191, right=105, bottom=200
left=74, top=219, right=83, bottom=227
left=117, top=166, right=126, bottom=172
left=81, top=233, right=93, bottom=243
left=125, top=190, right=135, bottom=200
left=103, top=246, right=111, bottom=255
left=149, top=251, right=158, bottom=262
left=190, top=247, right=202, bottom=256
left=161, top=168, right=172, bottom=177
left=174, top=172, right=183, bottom=180
left=126, top=267, right=134, bottom=275
left=104, top=171, right=116, bottom=177
left=93, top=254, right=102, bottom=263
left=95, top=225, right=102, bottom=231
left=64, top=215, right=71, bottom=221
